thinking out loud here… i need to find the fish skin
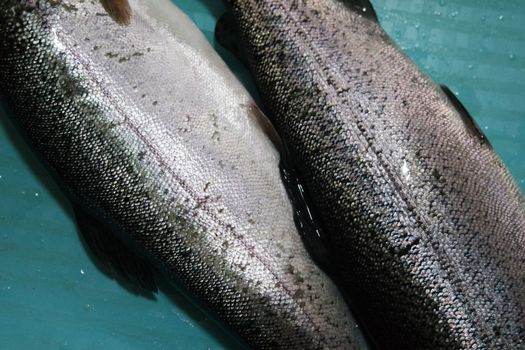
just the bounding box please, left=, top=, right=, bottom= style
left=226, top=0, right=525, bottom=348
left=0, top=0, right=366, bottom=348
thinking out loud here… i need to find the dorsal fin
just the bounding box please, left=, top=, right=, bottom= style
left=99, top=0, right=132, bottom=26
left=75, top=206, right=157, bottom=294
left=440, top=85, right=492, bottom=148
left=342, top=0, right=379, bottom=22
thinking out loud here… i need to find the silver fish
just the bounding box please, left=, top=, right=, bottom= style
left=0, top=0, right=366, bottom=348
left=224, top=0, right=525, bottom=348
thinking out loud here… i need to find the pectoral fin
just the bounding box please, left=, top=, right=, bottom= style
left=440, top=85, right=492, bottom=148
left=100, top=0, right=132, bottom=26
left=75, top=206, right=157, bottom=294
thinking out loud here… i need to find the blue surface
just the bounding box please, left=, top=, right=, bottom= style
left=0, top=1, right=523, bottom=349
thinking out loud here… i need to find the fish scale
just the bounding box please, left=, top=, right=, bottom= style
left=227, top=0, right=525, bottom=348
left=0, top=0, right=367, bottom=348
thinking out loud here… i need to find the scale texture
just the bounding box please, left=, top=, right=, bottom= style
left=0, top=1, right=524, bottom=349
left=228, top=0, right=525, bottom=348
left=0, top=0, right=363, bottom=348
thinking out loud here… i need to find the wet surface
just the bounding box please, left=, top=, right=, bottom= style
left=0, top=0, right=523, bottom=349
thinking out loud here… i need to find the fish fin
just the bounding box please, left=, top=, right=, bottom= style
left=247, top=102, right=283, bottom=152
left=440, top=85, right=492, bottom=148
left=74, top=206, right=157, bottom=294
left=342, top=0, right=379, bottom=22
left=215, top=12, right=248, bottom=66
left=99, top=0, right=132, bottom=26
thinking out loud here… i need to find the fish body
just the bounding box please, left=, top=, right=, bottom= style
left=0, top=0, right=365, bottom=348
left=226, top=0, right=525, bottom=348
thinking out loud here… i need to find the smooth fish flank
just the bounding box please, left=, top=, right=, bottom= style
left=0, top=0, right=366, bottom=348
left=227, top=0, right=525, bottom=348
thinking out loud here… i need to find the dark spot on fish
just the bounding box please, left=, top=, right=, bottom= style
left=294, top=274, right=305, bottom=284
left=293, top=289, right=305, bottom=299
left=152, top=101, right=158, bottom=106
left=62, top=3, right=78, bottom=12
left=105, top=51, right=118, bottom=58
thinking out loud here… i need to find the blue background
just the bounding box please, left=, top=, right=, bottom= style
left=0, top=0, right=523, bottom=349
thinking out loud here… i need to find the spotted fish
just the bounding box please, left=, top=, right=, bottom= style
left=222, top=0, right=525, bottom=348
left=0, top=0, right=367, bottom=348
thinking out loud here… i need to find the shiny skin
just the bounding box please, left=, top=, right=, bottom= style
left=0, top=0, right=364, bottom=348
left=228, top=0, right=525, bottom=348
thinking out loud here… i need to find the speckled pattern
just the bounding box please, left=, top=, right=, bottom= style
left=228, top=0, right=525, bottom=348
left=0, top=0, right=364, bottom=349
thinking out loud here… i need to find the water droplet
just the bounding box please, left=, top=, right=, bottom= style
left=484, top=126, right=489, bottom=131
left=498, top=15, right=504, bottom=20
left=415, top=23, right=420, bottom=29
left=439, top=0, right=446, bottom=6
left=34, top=192, right=39, bottom=197
left=509, top=53, right=515, bottom=61
left=84, top=303, right=94, bottom=311
left=467, top=64, right=474, bottom=70
left=80, top=269, right=85, bottom=275
left=434, top=10, right=442, bottom=16
left=451, top=11, right=459, bottom=18
left=480, top=15, right=486, bottom=22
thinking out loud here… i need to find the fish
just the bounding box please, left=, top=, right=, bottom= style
left=0, top=0, right=367, bottom=348
left=222, top=0, right=525, bottom=348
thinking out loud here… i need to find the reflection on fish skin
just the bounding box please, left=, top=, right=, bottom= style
left=0, top=0, right=366, bottom=349
left=226, top=0, right=525, bottom=348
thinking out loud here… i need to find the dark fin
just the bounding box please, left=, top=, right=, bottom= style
left=215, top=12, right=248, bottom=65
left=342, top=0, right=379, bottom=22
left=99, top=0, right=132, bottom=26
left=75, top=206, right=157, bottom=293
left=247, top=102, right=283, bottom=152
left=279, top=151, right=330, bottom=270
left=440, top=85, right=492, bottom=148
